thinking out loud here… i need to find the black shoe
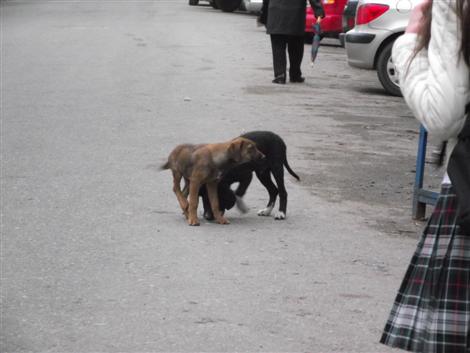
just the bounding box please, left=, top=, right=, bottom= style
left=272, top=74, right=286, bottom=84
left=290, top=76, right=305, bottom=83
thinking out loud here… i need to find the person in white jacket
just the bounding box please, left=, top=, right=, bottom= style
left=380, top=0, right=470, bottom=352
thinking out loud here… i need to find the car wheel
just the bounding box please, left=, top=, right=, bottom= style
left=210, top=0, right=219, bottom=9
left=189, top=0, right=199, bottom=5
left=377, top=40, right=402, bottom=97
left=215, top=0, right=242, bottom=12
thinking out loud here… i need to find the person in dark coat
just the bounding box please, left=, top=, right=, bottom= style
left=259, top=0, right=325, bottom=84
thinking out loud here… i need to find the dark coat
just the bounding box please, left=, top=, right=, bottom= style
left=262, top=0, right=325, bottom=36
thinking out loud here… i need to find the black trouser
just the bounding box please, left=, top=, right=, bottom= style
left=270, top=34, right=304, bottom=79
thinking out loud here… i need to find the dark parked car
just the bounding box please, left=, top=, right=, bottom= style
left=342, top=0, right=358, bottom=32
left=214, top=0, right=243, bottom=12
left=338, top=0, right=358, bottom=46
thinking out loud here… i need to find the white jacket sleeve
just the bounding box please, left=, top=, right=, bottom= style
left=391, top=0, right=469, bottom=141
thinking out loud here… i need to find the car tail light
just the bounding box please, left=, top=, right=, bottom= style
left=323, top=0, right=335, bottom=4
left=356, top=3, right=389, bottom=25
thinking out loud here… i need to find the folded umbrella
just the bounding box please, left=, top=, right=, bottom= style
left=311, top=19, right=322, bottom=65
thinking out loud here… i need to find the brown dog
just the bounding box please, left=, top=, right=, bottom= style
left=161, top=137, right=265, bottom=226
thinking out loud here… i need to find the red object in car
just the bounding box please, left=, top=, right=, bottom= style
left=346, top=16, right=355, bottom=30
left=305, top=0, right=348, bottom=37
left=355, top=3, right=389, bottom=25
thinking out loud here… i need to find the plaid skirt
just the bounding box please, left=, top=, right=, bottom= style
left=380, top=185, right=470, bottom=353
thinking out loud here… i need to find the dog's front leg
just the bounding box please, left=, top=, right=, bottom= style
left=207, top=181, right=230, bottom=225
left=188, top=180, right=201, bottom=226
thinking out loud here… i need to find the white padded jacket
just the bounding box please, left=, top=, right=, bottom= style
left=392, top=0, right=470, bottom=176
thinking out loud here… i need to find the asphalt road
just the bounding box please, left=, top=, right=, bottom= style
left=1, top=1, right=439, bottom=352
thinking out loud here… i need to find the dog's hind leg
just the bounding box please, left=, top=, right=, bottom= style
left=172, top=171, right=189, bottom=219
left=182, top=178, right=190, bottom=198
left=255, top=169, right=278, bottom=217
left=200, top=185, right=215, bottom=220
left=271, top=164, right=287, bottom=220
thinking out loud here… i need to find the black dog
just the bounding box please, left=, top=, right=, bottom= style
left=200, top=131, right=300, bottom=220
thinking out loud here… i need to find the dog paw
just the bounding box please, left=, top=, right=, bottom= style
left=203, top=211, right=215, bottom=221
left=257, top=206, right=273, bottom=216
left=188, top=218, right=200, bottom=226
left=274, top=211, right=286, bottom=220
left=235, top=196, right=249, bottom=214
left=217, top=217, right=230, bottom=225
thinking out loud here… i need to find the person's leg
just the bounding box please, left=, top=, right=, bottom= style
left=270, top=34, right=287, bottom=83
left=287, top=35, right=305, bottom=82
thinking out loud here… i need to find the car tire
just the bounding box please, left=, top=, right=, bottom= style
left=377, top=40, right=402, bottom=97
left=210, top=0, right=219, bottom=9
left=189, top=0, right=199, bottom=5
left=215, top=0, right=242, bottom=12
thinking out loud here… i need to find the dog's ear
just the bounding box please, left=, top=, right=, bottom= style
left=228, top=139, right=244, bottom=162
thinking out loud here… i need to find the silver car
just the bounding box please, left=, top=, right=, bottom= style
left=189, top=0, right=217, bottom=7
left=345, top=0, right=419, bottom=96
left=243, top=0, right=262, bottom=13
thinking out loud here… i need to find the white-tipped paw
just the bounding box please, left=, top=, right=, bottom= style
left=257, top=206, right=274, bottom=217
left=274, top=211, right=286, bottom=220
left=236, top=196, right=249, bottom=214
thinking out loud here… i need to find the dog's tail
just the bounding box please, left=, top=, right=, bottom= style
left=284, top=159, right=300, bottom=181
left=160, top=161, right=170, bottom=170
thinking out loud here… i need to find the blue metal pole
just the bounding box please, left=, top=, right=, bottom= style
left=412, top=125, right=428, bottom=219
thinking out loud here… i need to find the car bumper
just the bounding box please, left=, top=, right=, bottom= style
left=345, top=32, right=375, bottom=43
left=345, top=28, right=387, bottom=69
left=339, top=33, right=345, bottom=47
